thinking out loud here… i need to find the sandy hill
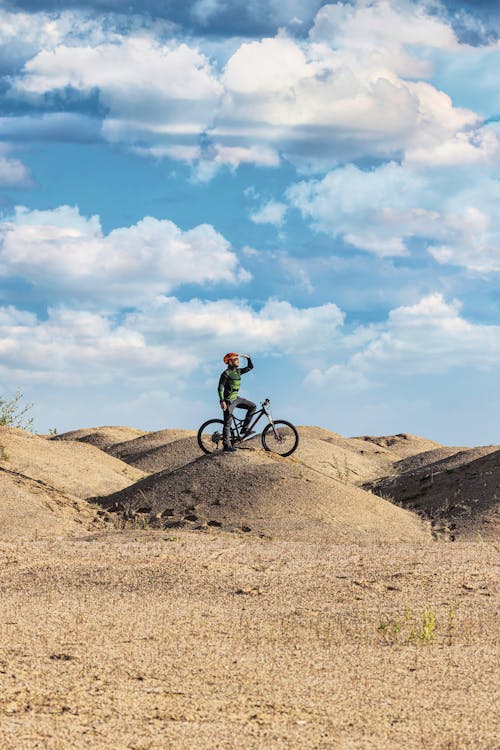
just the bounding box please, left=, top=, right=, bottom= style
left=4, top=422, right=496, bottom=545
left=106, top=428, right=197, bottom=461
left=117, top=435, right=204, bottom=474
left=0, top=427, right=145, bottom=500
left=94, top=447, right=431, bottom=544
left=0, top=427, right=147, bottom=540
left=52, top=425, right=146, bottom=450
left=367, top=446, right=500, bottom=539
left=0, top=470, right=102, bottom=539
left=350, top=432, right=443, bottom=459
left=294, top=427, right=402, bottom=484
left=393, top=446, right=468, bottom=474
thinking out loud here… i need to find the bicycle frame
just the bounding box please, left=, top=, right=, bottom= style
left=230, top=399, right=274, bottom=443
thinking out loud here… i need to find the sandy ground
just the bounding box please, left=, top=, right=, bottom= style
left=0, top=530, right=498, bottom=750
left=1, top=425, right=498, bottom=748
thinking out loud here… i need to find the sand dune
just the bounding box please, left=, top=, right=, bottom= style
left=0, top=427, right=147, bottom=540
left=0, top=470, right=102, bottom=539
left=350, top=432, right=443, bottom=459
left=95, top=447, right=431, bottom=544
left=117, top=435, right=204, bottom=474
left=106, top=428, right=197, bottom=461
left=368, top=446, right=500, bottom=539
left=2, top=424, right=498, bottom=544
left=1, top=424, right=496, bottom=750
left=52, top=425, right=146, bottom=450
left=0, top=426, right=145, bottom=511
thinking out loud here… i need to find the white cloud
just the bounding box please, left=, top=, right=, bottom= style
left=18, top=36, right=223, bottom=142
left=127, top=295, right=345, bottom=354
left=287, top=162, right=429, bottom=257
left=7, top=1, right=491, bottom=172
left=0, top=7, right=128, bottom=71
left=216, top=5, right=477, bottom=168
left=287, top=160, right=500, bottom=272
left=308, top=293, right=500, bottom=389
left=250, top=200, right=287, bottom=226
left=0, top=205, right=249, bottom=305
left=310, top=1, right=458, bottom=63
left=405, top=124, right=500, bottom=168
left=0, top=305, right=188, bottom=386
left=0, top=296, right=345, bottom=386
left=0, top=145, right=31, bottom=187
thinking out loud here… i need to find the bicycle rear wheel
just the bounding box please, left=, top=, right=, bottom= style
left=261, top=420, right=299, bottom=457
left=198, top=419, right=226, bottom=454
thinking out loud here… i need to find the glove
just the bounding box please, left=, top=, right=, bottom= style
left=239, top=353, right=250, bottom=359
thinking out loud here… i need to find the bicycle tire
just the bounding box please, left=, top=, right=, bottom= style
left=197, top=419, right=226, bottom=454
left=261, top=420, right=299, bottom=457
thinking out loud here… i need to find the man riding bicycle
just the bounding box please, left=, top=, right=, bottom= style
left=218, top=352, right=256, bottom=452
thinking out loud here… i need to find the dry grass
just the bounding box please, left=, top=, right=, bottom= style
left=0, top=530, right=498, bottom=749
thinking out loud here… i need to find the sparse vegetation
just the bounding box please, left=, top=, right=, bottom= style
left=330, top=455, right=353, bottom=483
left=0, top=389, right=34, bottom=430
left=378, top=604, right=437, bottom=645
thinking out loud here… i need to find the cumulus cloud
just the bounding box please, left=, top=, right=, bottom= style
left=6, top=0, right=492, bottom=172
left=308, top=293, right=500, bottom=389
left=287, top=161, right=500, bottom=271
left=16, top=36, right=223, bottom=146
left=0, top=145, right=32, bottom=187
left=0, top=205, right=249, bottom=305
left=213, top=0, right=479, bottom=168
left=0, top=304, right=188, bottom=386
left=0, top=7, right=131, bottom=73
left=0, top=296, right=345, bottom=385
left=250, top=200, right=287, bottom=226
left=127, top=296, right=344, bottom=354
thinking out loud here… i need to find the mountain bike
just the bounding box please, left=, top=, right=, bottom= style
left=197, top=398, right=299, bottom=457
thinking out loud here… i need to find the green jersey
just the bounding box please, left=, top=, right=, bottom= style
left=218, top=357, right=253, bottom=402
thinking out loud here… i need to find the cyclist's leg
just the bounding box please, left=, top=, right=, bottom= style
left=236, top=397, right=256, bottom=432
left=223, top=400, right=236, bottom=447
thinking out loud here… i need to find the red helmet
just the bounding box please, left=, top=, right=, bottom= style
left=223, top=352, right=239, bottom=364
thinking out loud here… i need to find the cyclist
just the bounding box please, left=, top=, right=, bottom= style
left=218, top=352, right=256, bottom=452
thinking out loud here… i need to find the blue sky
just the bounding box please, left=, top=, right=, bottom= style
left=0, top=0, right=499, bottom=444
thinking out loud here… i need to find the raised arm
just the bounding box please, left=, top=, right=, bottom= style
left=239, top=354, right=253, bottom=374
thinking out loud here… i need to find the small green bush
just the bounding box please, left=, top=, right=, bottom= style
left=0, top=390, right=34, bottom=430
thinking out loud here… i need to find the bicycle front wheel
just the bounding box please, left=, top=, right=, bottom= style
left=261, top=420, right=299, bottom=457
left=198, top=419, right=225, bottom=454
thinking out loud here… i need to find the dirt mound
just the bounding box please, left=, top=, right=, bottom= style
left=394, top=445, right=498, bottom=476
left=107, top=428, right=197, bottom=461
left=120, top=436, right=202, bottom=474
left=368, top=447, right=500, bottom=540
left=352, top=432, right=442, bottom=459
left=52, top=425, right=146, bottom=450
left=394, top=446, right=468, bottom=474
left=0, top=427, right=145, bottom=500
left=94, top=448, right=431, bottom=544
left=0, top=470, right=103, bottom=539
left=294, top=430, right=398, bottom=484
